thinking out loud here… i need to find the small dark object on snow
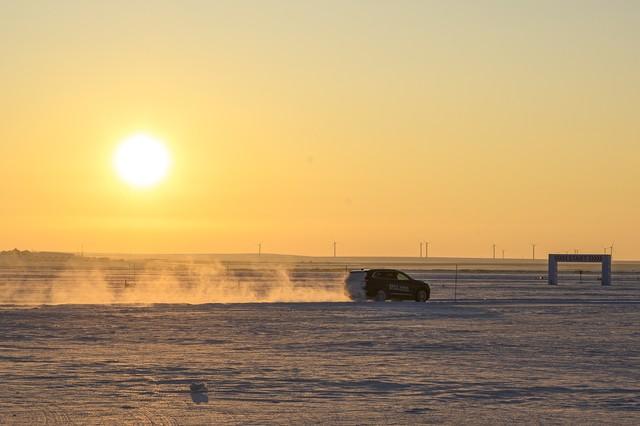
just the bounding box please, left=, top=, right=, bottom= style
left=190, top=382, right=208, bottom=393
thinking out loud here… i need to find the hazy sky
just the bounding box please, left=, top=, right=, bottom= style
left=1, top=1, right=639, bottom=258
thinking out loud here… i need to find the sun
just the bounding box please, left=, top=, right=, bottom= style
left=114, top=134, right=171, bottom=188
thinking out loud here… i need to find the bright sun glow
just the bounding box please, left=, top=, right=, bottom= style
left=114, top=134, right=171, bottom=188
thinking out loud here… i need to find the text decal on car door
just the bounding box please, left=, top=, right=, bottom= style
left=389, top=284, right=409, bottom=292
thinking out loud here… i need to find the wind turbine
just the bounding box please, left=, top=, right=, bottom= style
left=609, top=241, right=615, bottom=257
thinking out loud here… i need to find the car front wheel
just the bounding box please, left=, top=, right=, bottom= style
left=416, top=289, right=428, bottom=302
left=375, top=289, right=387, bottom=302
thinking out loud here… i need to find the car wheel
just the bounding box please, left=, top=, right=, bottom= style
left=375, top=289, right=387, bottom=302
left=416, top=289, right=427, bottom=302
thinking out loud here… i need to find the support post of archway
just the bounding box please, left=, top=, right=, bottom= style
left=548, top=255, right=558, bottom=285
left=602, top=255, right=612, bottom=286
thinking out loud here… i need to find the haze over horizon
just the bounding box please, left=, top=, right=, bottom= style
left=1, top=1, right=639, bottom=258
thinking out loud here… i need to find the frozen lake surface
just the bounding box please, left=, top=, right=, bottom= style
left=1, top=278, right=640, bottom=424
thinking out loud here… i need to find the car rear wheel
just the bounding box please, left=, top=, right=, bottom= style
left=375, top=289, right=387, bottom=302
left=416, top=289, right=428, bottom=302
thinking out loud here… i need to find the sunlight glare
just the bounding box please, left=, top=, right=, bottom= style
left=114, top=134, right=171, bottom=188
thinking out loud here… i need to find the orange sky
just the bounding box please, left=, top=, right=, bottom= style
left=1, top=1, right=639, bottom=258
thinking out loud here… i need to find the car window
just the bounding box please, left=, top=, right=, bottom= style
left=372, top=271, right=394, bottom=279
left=397, top=272, right=410, bottom=281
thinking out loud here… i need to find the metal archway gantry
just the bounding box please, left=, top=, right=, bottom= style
left=548, top=254, right=612, bottom=286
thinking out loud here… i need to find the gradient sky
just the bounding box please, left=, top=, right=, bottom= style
left=1, top=1, right=639, bottom=258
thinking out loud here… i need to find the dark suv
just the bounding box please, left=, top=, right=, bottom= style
left=345, top=269, right=430, bottom=302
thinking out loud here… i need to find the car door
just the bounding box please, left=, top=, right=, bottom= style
left=370, top=271, right=392, bottom=296
left=382, top=271, right=400, bottom=295
left=394, top=272, right=413, bottom=298
left=369, top=271, right=387, bottom=296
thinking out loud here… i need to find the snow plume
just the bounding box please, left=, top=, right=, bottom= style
left=0, top=260, right=350, bottom=305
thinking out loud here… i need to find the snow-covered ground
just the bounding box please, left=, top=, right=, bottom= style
left=1, top=266, right=639, bottom=424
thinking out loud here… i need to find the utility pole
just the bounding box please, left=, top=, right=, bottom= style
left=258, top=242, right=261, bottom=257
left=333, top=241, right=337, bottom=257
left=492, top=244, right=496, bottom=259
left=532, top=243, right=536, bottom=260
left=419, top=242, right=423, bottom=258
left=502, top=249, right=505, bottom=259
left=425, top=241, right=429, bottom=259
